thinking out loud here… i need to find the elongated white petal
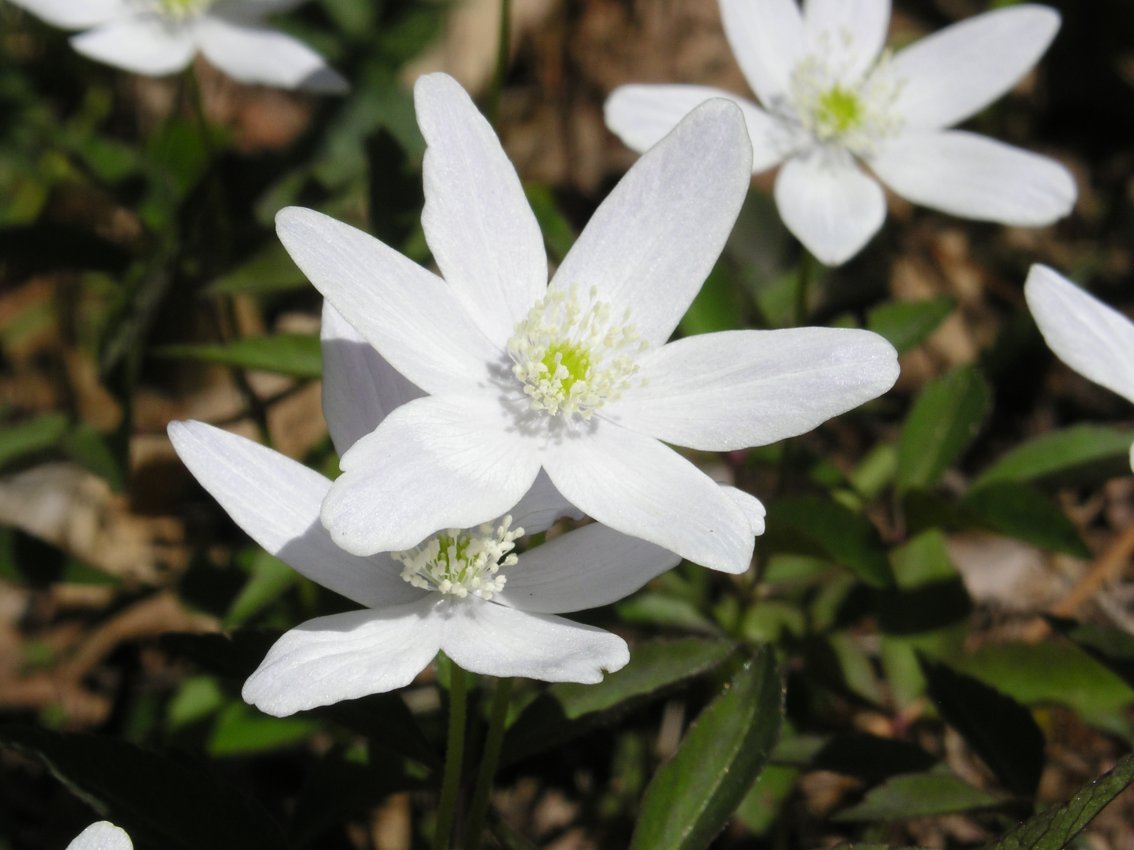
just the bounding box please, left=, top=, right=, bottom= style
left=551, top=99, right=752, bottom=347
left=323, top=395, right=542, bottom=555
left=509, top=470, right=582, bottom=536
left=71, top=18, right=196, bottom=76
left=607, top=327, right=898, bottom=450
left=243, top=601, right=442, bottom=716
left=719, top=0, right=808, bottom=105
left=604, top=84, right=787, bottom=173
left=724, top=486, right=766, bottom=536
left=497, top=522, right=679, bottom=614
left=891, top=5, right=1060, bottom=129
left=871, top=130, right=1075, bottom=226
left=67, top=822, right=133, bottom=850
left=415, top=73, right=547, bottom=347
left=7, top=0, right=130, bottom=29
left=442, top=602, right=628, bottom=683
left=195, top=16, right=346, bottom=93
left=321, top=301, right=423, bottom=457
left=276, top=208, right=501, bottom=396
left=1025, top=265, right=1134, bottom=405
left=168, top=420, right=421, bottom=609
left=803, top=0, right=891, bottom=82
left=774, top=150, right=886, bottom=266
left=542, top=424, right=756, bottom=573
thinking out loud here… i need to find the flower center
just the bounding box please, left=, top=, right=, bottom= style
left=507, top=286, right=646, bottom=421
left=392, top=516, right=523, bottom=600
left=153, top=0, right=214, bottom=20
left=815, top=86, right=863, bottom=137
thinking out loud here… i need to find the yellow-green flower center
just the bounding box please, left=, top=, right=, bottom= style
left=815, top=86, right=863, bottom=137
left=392, top=516, right=523, bottom=600
left=155, top=0, right=214, bottom=19
left=540, top=342, right=592, bottom=398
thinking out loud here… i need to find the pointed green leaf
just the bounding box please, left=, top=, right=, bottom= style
left=959, top=482, right=1090, bottom=558
left=835, top=772, right=1006, bottom=822
left=205, top=243, right=309, bottom=296
left=867, top=295, right=954, bottom=353
left=974, top=425, right=1134, bottom=490
left=156, top=334, right=322, bottom=378
left=0, top=413, right=68, bottom=470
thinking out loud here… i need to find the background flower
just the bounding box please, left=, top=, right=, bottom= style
left=66, top=822, right=132, bottom=850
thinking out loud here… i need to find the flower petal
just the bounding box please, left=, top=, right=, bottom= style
left=542, top=423, right=756, bottom=573
left=509, top=470, right=582, bottom=536
left=276, top=207, right=501, bottom=397
left=724, top=486, right=766, bottom=536
left=323, top=395, right=542, bottom=555
left=551, top=98, right=752, bottom=347
left=871, top=129, right=1075, bottom=226
left=168, top=420, right=421, bottom=608
left=890, top=5, right=1060, bottom=129
left=243, top=601, right=442, bottom=716
left=497, top=522, right=679, bottom=614
left=607, top=327, right=899, bottom=450
left=194, top=15, right=346, bottom=92
left=7, top=0, right=130, bottom=29
left=719, top=0, right=808, bottom=105
left=321, top=301, right=424, bottom=457
left=71, top=17, right=196, bottom=76
left=442, top=602, right=628, bottom=683
left=1024, top=265, right=1134, bottom=404
left=415, top=73, right=547, bottom=347
left=803, top=0, right=891, bottom=81
left=67, top=822, right=133, bottom=850
left=774, top=150, right=886, bottom=266
left=604, top=84, right=787, bottom=173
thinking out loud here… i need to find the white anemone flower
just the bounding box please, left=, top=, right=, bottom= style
left=276, top=72, right=898, bottom=575
left=66, top=822, right=132, bottom=850
left=168, top=301, right=688, bottom=717
left=6, top=0, right=347, bottom=93
left=1025, top=265, right=1134, bottom=471
left=605, top=0, right=1076, bottom=266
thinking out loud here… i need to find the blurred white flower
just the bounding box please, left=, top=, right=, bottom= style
left=605, top=1, right=1076, bottom=265
left=276, top=72, right=897, bottom=574
left=66, top=822, right=132, bottom=850
left=1025, top=264, right=1134, bottom=470
left=6, top=0, right=347, bottom=92
left=168, top=302, right=686, bottom=716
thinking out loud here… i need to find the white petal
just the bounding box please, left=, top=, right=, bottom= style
left=774, top=150, right=886, bottom=266
left=871, top=130, right=1075, bottom=226
left=67, top=822, right=133, bottom=850
left=323, top=395, right=542, bottom=555
left=441, top=602, right=628, bottom=684
left=551, top=98, right=752, bottom=347
left=276, top=208, right=501, bottom=396
left=415, top=73, right=547, bottom=347
left=1024, top=265, right=1134, bottom=404
left=509, top=470, right=582, bottom=536
left=803, top=0, right=891, bottom=81
left=168, top=420, right=421, bottom=609
left=71, top=17, right=196, bottom=76
left=890, top=5, right=1060, bottom=129
left=724, top=486, right=766, bottom=537
left=604, top=84, right=787, bottom=173
left=542, top=423, right=755, bottom=573
left=719, top=0, right=808, bottom=105
left=607, top=327, right=899, bottom=450
left=7, top=0, right=129, bottom=29
left=497, top=522, right=679, bottom=614
left=243, top=601, right=442, bottom=716
left=321, top=301, right=424, bottom=457
left=194, top=15, right=346, bottom=92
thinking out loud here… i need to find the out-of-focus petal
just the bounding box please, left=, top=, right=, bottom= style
left=195, top=15, right=347, bottom=92
left=71, top=17, right=196, bottom=76
left=719, top=0, right=808, bottom=105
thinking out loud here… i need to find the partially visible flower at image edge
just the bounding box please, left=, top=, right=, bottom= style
left=605, top=0, right=1076, bottom=265
left=275, top=71, right=900, bottom=576
left=167, top=301, right=696, bottom=717
left=1024, top=264, right=1134, bottom=470
left=66, top=821, right=132, bottom=850
left=5, top=0, right=347, bottom=93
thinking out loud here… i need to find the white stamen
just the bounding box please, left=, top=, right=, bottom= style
left=392, top=515, right=524, bottom=601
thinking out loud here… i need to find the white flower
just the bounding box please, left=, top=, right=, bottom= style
left=275, top=72, right=898, bottom=574
left=168, top=301, right=688, bottom=716
left=6, top=0, right=347, bottom=92
left=66, top=822, right=132, bottom=850
left=605, top=0, right=1077, bottom=265
left=1024, top=264, right=1134, bottom=470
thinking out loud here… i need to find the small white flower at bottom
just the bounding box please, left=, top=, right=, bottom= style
left=66, top=822, right=132, bottom=850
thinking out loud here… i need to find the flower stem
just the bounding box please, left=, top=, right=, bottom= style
left=795, top=248, right=819, bottom=327
left=487, top=0, right=512, bottom=128
left=433, top=664, right=469, bottom=850
left=462, top=676, right=514, bottom=850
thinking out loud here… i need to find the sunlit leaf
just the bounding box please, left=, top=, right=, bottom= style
left=867, top=296, right=954, bottom=353
left=156, top=334, right=321, bottom=378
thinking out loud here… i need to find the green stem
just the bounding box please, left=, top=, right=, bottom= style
left=462, top=676, right=514, bottom=850
left=434, top=664, right=469, bottom=850
left=487, top=0, right=512, bottom=127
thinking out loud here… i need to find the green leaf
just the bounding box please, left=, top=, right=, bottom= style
left=835, top=772, right=1006, bottom=821
left=205, top=243, right=309, bottom=296
left=525, top=183, right=575, bottom=263
left=208, top=701, right=318, bottom=756
left=985, top=752, right=1134, bottom=850
left=897, top=365, right=991, bottom=494
left=1046, top=616, right=1134, bottom=692
left=679, top=265, right=744, bottom=335
left=156, top=334, right=322, bottom=378
left=959, top=482, right=1090, bottom=558
left=974, top=425, right=1134, bottom=490
left=630, top=649, right=782, bottom=850
left=614, top=592, right=720, bottom=634
left=867, top=296, right=954, bottom=353
left=224, top=550, right=300, bottom=628
left=0, top=413, right=68, bottom=469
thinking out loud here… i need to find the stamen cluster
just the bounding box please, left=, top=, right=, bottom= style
left=153, top=0, right=215, bottom=20
left=393, top=516, right=524, bottom=600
